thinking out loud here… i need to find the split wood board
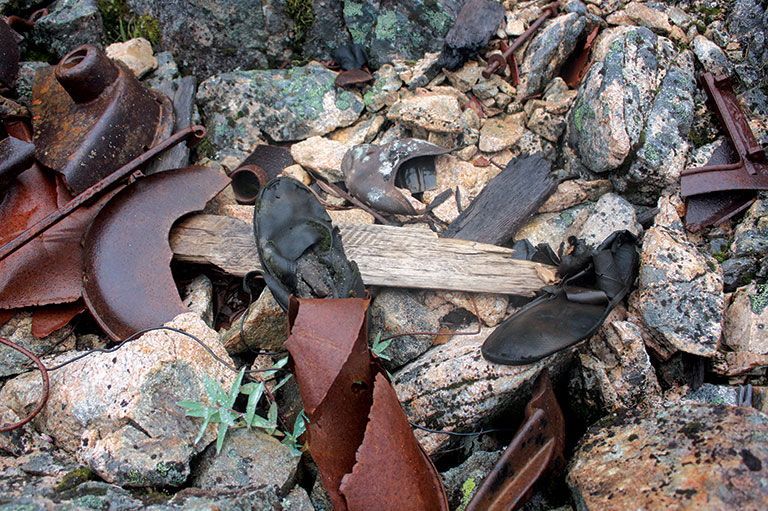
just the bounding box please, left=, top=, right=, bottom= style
left=170, top=214, right=557, bottom=296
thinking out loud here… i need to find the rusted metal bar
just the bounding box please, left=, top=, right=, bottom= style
left=680, top=73, right=768, bottom=198
left=482, top=1, right=560, bottom=80
left=466, top=368, right=565, bottom=511
left=0, top=125, right=206, bottom=262
left=0, top=336, right=50, bottom=432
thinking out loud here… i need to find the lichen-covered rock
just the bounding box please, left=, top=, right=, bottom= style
left=126, top=0, right=293, bottom=79
left=730, top=197, right=768, bottom=259
left=393, top=328, right=574, bottom=455
left=343, top=0, right=465, bottom=69
left=194, top=429, right=298, bottom=492
left=31, top=0, right=105, bottom=58
left=577, top=193, right=641, bottom=248
left=301, top=0, right=351, bottom=63
left=387, top=93, right=463, bottom=134
left=723, top=282, right=768, bottom=355
left=538, top=179, right=613, bottom=213
left=221, top=287, right=287, bottom=356
left=0, top=313, right=235, bottom=487
left=197, top=63, right=363, bottom=150
left=290, top=136, right=349, bottom=182
left=514, top=203, right=594, bottom=247
left=363, top=64, right=404, bottom=113
left=0, top=312, right=75, bottom=378
left=691, top=34, right=732, bottom=76
left=624, top=2, right=672, bottom=35
left=633, top=198, right=724, bottom=357
left=567, top=27, right=695, bottom=204
left=517, top=12, right=591, bottom=98
left=726, top=0, right=768, bottom=93
left=568, top=404, right=768, bottom=511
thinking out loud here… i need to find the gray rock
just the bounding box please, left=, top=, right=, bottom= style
left=514, top=203, right=594, bottom=248
left=392, top=328, right=574, bottom=455
left=0, top=0, right=47, bottom=14
left=568, top=404, right=768, bottom=511
left=731, top=197, right=768, bottom=258
left=722, top=257, right=758, bottom=292
left=440, top=450, right=502, bottom=510
left=183, top=275, right=214, bottom=327
left=160, top=486, right=285, bottom=511
left=301, top=0, right=351, bottom=62
left=363, top=64, right=403, bottom=113
left=517, top=12, right=591, bottom=98
left=14, top=62, right=48, bottom=108
left=387, top=93, right=463, bottom=134
left=573, top=319, right=662, bottom=413
left=633, top=198, right=724, bottom=358
left=563, top=0, right=587, bottom=15
left=0, top=313, right=236, bottom=487
left=679, top=383, right=740, bottom=406
left=538, top=179, right=613, bottom=213
left=723, top=282, right=768, bottom=355
left=0, top=312, right=76, bottom=378
left=31, top=0, right=105, bottom=59
left=369, top=289, right=445, bottom=370
left=126, top=0, right=293, bottom=79
left=194, top=429, right=298, bottom=492
left=624, top=1, right=672, bottom=35
left=197, top=63, right=363, bottom=150
left=691, top=35, right=731, bottom=76
left=221, top=287, right=287, bottom=356
left=343, top=0, right=466, bottom=69
left=667, top=6, right=692, bottom=30
left=576, top=193, right=641, bottom=248
left=726, top=0, right=768, bottom=93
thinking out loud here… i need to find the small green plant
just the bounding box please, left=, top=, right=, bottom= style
left=285, top=0, right=315, bottom=48
left=371, top=332, right=392, bottom=361
left=178, top=358, right=302, bottom=455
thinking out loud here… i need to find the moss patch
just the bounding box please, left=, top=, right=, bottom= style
left=286, top=0, right=315, bottom=48
left=98, top=0, right=161, bottom=46
left=56, top=467, right=96, bottom=493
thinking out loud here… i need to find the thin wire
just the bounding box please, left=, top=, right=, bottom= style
left=409, top=421, right=513, bottom=437
left=0, top=337, right=50, bottom=432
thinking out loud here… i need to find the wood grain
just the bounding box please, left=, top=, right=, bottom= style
left=170, top=214, right=556, bottom=296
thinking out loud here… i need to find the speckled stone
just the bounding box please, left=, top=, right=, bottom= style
left=577, top=193, right=641, bottom=248
left=624, top=2, right=672, bottom=34
left=393, top=328, right=574, bottom=455
left=568, top=403, right=768, bottom=511
left=514, top=203, right=594, bottom=248
left=0, top=312, right=76, bottom=378
left=730, top=198, right=768, bottom=259
left=363, top=65, right=404, bottom=113
left=691, top=35, right=732, bottom=76
left=105, top=37, right=157, bottom=78
left=538, top=179, right=613, bottom=213
left=221, top=287, right=287, bottom=356
left=633, top=198, right=724, bottom=357
left=443, top=61, right=483, bottom=93
left=182, top=275, right=214, bottom=327
left=387, top=94, right=463, bottom=133
left=723, top=282, right=768, bottom=355
left=437, top=291, right=509, bottom=327
left=290, top=136, right=349, bottom=182
left=478, top=113, right=526, bottom=152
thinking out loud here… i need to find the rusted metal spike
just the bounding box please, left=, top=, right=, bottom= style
left=466, top=368, right=565, bottom=511
left=680, top=73, right=768, bottom=198
left=0, top=125, right=206, bottom=263
left=482, top=1, right=560, bottom=80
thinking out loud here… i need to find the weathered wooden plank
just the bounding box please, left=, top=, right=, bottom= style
left=170, top=214, right=556, bottom=296
left=442, top=153, right=557, bottom=245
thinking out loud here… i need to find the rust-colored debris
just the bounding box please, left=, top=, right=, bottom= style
left=4, top=8, right=47, bottom=33
left=466, top=369, right=565, bottom=511
left=0, top=19, right=19, bottom=90
left=230, top=144, right=294, bottom=204
left=31, top=300, right=86, bottom=338
left=335, top=68, right=374, bottom=88
left=285, top=297, right=449, bottom=511
left=561, top=25, right=599, bottom=88
left=681, top=73, right=768, bottom=231
left=341, top=139, right=449, bottom=215
left=31, top=44, right=174, bottom=195
left=0, top=135, right=35, bottom=192
left=82, top=166, right=230, bottom=341
left=482, top=1, right=560, bottom=82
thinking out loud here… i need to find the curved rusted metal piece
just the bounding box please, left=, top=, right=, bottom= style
left=82, top=166, right=230, bottom=341
left=0, top=336, right=50, bottom=432
left=31, top=44, right=174, bottom=195
left=0, top=136, right=35, bottom=193
left=341, top=138, right=450, bottom=215
left=466, top=368, right=565, bottom=511
left=0, top=19, right=20, bottom=90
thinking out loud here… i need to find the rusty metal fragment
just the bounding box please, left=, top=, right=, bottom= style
left=466, top=369, right=565, bottom=511
left=230, top=144, right=294, bottom=204
left=82, top=166, right=230, bottom=340
left=561, top=25, right=599, bottom=88
left=31, top=44, right=174, bottom=195
left=0, top=136, right=35, bottom=192
left=482, top=2, right=560, bottom=82
left=335, top=69, right=374, bottom=88
left=0, top=19, right=20, bottom=90
left=341, top=139, right=449, bottom=215
left=286, top=298, right=449, bottom=511
left=31, top=301, right=86, bottom=338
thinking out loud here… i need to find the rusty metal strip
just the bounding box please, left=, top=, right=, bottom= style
left=482, top=2, right=560, bottom=80
left=466, top=368, right=565, bottom=511
left=0, top=125, right=206, bottom=263
left=81, top=166, right=230, bottom=341
left=680, top=73, right=768, bottom=198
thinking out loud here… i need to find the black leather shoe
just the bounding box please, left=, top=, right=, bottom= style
left=482, top=231, right=638, bottom=365
left=251, top=176, right=365, bottom=311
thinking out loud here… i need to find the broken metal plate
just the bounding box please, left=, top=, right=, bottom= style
left=466, top=368, right=565, bottom=511
left=31, top=44, right=174, bottom=195
left=82, top=166, right=230, bottom=341
left=0, top=20, right=19, bottom=90
left=341, top=139, right=449, bottom=215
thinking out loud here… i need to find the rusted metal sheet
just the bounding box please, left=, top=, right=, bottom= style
left=0, top=125, right=206, bottom=263
left=561, top=25, right=599, bottom=88
left=31, top=44, right=174, bottom=195
left=680, top=73, right=768, bottom=198
left=0, top=19, right=19, bottom=90
left=341, top=139, right=449, bottom=215
left=230, top=144, right=294, bottom=204
left=82, top=166, right=230, bottom=341
left=31, top=300, right=86, bottom=338
left=286, top=298, right=449, bottom=511
left=466, top=368, right=565, bottom=511
left=482, top=1, right=560, bottom=81
left=0, top=136, right=35, bottom=193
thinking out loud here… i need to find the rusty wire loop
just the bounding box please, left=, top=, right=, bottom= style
left=0, top=336, right=50, bottom=432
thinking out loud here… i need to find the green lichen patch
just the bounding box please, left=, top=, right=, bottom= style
left=750, top=283, right=768, bottom=314
left=56, top=467, right=96, bottom=493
